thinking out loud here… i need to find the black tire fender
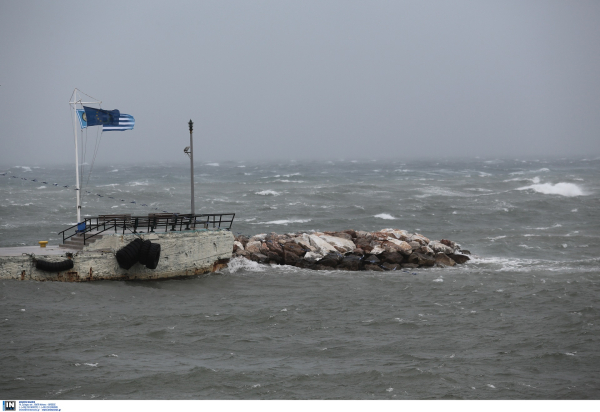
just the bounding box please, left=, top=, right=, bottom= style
left=138, top=240, right=152, bottom=265
left=36, top=259, right=74, bottom=272
left=146, top=243, right=161, bottom=269
left=116, top=238, right=144, bottom=269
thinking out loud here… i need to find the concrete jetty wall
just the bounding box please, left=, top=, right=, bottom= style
left=0, top=229, right=234, bottom=281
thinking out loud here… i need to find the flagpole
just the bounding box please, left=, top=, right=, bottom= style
left=71, top=90, right=82, bottom=224
left=189, top=119, right=195, bottom=216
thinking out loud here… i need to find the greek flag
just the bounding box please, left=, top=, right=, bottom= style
left=102, top=113, right=135, bottom=132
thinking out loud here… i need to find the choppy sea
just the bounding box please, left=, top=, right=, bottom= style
left=1, top=157, right=599, bottom=399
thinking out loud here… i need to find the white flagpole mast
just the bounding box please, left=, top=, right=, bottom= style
left=71, top=89, right=82, bottom=224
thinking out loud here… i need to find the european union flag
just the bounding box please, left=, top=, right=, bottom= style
left=82, top=106, right=135, bottom=132
left=83, top=106, right=120, bottom=127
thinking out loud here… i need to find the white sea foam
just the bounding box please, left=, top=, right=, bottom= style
left=374, top=213, right=396, bottom=220
left=227, top=257, right=265, bottom=273
left=255, top=190, right=280, bottom=196
left=36, top=186, right=46, bottom=189
left=15, top=166, right=32, bottom=172
left=517, top=182, right=584, bottom=197
left=109, top=169, right=119, bottom=172
left=205, top=163, right=220, bottom=166
left=127, top=181, right=149, bottom=186
left=254, top=219, right=311, bottom=225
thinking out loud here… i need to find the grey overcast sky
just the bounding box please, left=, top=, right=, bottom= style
left=1, top=0, right=599, bottom=165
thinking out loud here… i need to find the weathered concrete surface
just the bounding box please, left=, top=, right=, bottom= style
left=0, top=229, right=234, bottom=281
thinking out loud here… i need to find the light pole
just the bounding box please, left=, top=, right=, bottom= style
left=184, top=119, right=195, bottom=216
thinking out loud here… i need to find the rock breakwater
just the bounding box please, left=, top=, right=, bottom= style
left=233, top=229, right=470, bottom=271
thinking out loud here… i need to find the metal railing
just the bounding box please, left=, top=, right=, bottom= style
left=59, top=213, right=235, bottom=245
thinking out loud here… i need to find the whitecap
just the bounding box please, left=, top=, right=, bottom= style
left=254, top=219, right=311, bottom=225
left=517, top=182, right=584, bottom=197
left=109, top=169, right=119, bottom=172
left=433, top=278, right=443, bottom=282
left=84, top=363, right=98, bottom=367
left=374, top=213, right=396, bottom=220
left=255, top=190, right=280, bottom=196
left=227, top=257, right=265, bottom=273
left=36, top=186, right=46, bottom=189
left=205, top=163, right=220, bottom=166
left=127, top=181, right=149, bottom=187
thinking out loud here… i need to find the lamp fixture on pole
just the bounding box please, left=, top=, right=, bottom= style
left=185, top=119, right=195, bottom=215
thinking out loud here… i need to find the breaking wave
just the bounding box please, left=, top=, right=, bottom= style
left=517, top=182, right=584, bottom=197
left=255, top=190, right=281, bottom=196
left=374, top=213, right=396, bottom=220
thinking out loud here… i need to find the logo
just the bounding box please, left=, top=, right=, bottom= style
left=82, top=112, right=87, bottom=122
left=3, top=401, right=16, bottom=411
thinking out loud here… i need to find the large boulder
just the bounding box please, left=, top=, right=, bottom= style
left=435, top=253, right=456, bottom=267
left=380, top=251, right=404, bottom=264
left=284, top=250, right=300, bottom=266
left=340, top=255, right=362, bottom=271
left=245, top=240, right=262, bottom=254
left=233, top=241, right=244, bottom=253
left=308, top=234, right=338, bottom=255
left=412, top=234, right=430, bottom=245
left=319, top=235, right=356, bottom=253
left=429, top=241, right=454, bottom=255
left=282, top=242, right=306, bottom=257
left=408, top=252, right=435, bottom=267
left=294, top=233, right=316, bottom=252
left=448, top=254, right=470, bottom=264
left=249, top=233, right=267, bottom=242
left=303, top=251, right=323, bottom=263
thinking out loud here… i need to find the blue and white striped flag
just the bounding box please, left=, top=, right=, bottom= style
left=102, top=113, right=135, bottom=132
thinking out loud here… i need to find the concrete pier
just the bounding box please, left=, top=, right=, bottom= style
left=0, top=229, right=234, bottom=281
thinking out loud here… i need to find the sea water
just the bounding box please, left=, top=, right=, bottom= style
left=1, top=157, right=599, bottom=399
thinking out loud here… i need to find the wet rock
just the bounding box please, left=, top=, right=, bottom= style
left=308, top=234, right=338, bottom=255
left=342, top=229, right=357, bottom=239
left=282, top=242, right=306, bottom=257
left=440, top=239, right=456, bottom=249
left=412, top=234, right=430, bottom=245
left=364, top=255, right=380, bottom=265
left=408, top=241, right=421, bottom=250
left=352, top=248, right=365, bottom=256
left=245, top=241, right=262, bottom=254
left=401, top=263, right=419, bottom=269
left=304, top=251, right=324, bottom=263
left=259, top=242, right=270, bottom=255
left=435, top=253, right=456, bottom=267
left=380, top=251, right=404, bottom=264
left=408, top=252, right=435, bottom=267
left=294, top=234, right=316, bottom=252
left=448, top=254, right=470, bottom=264
left=250, top=233, right=267, bottom=242
left=267, top=251, right=283, bottom=264
left=233, top=241, right=244, bottom=253
left=416, top=246, right=435, bottom=256
left=320, top=235, right=355, bottom=253
left=284, top=250, right=300, bottom=266
left=381, top=262, right=401, bottom=271
left=250, top=253, right=269, bottom=263
left=459, top=249, right=471, bottom=255
left=340, top=255, right=362, bottom=271
left=429, top=241, right=454, bottom=255
left=266, top=241, right=284, bottom=257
